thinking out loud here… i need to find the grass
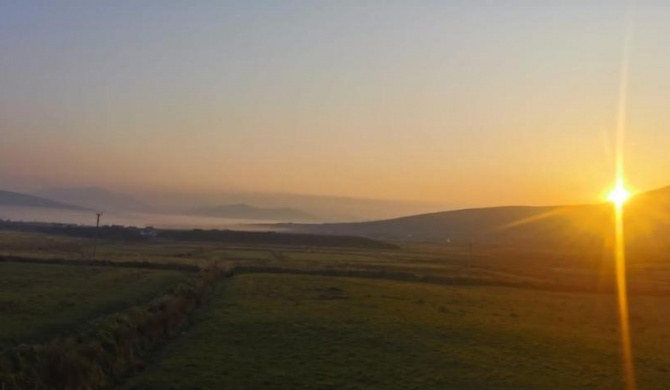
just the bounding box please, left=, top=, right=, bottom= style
left=4, top=228, right=669, bottom=295
left=207, top=248, right=276, bottom=261
left=0, top=230, right=89, bottom=259
left=0, top=262, right=190, bottom=347
left=130, top=273, right=670, bottom=389
left=0, top=266, right=230, bottom=390
left=5, top=229, right=670, bottom=388
left=282, top=250, right=387, bottom=264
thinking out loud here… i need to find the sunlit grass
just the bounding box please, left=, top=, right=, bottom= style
left=131, top=274, right=670, bottom=389
left=608, top=176, right=635, bottom=389
left=0, top=262, right=188, bottom=345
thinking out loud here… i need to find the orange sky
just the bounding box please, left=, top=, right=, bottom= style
left=2, top=2, right=670, bottom=208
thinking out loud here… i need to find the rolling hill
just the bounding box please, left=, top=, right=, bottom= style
left=281, top=185, right=670, bottom=247
left=0, top=190, right=87, bottom=211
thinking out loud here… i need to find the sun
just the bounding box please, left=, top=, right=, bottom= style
left=607, top=179, right=631, bottom=208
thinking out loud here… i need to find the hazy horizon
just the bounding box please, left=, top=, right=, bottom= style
left=0, top=184, right=459, bottom=225
left=3, top=1, right=670, bottom=207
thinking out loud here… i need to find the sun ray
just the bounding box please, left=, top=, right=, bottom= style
left=609, top=177, right=635, bottom=390
left=611, top=1, right=637, bottom=388
left=614, top=196, right=634, bottom=390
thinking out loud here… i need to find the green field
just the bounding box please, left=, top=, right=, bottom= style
left=0, top=230, right=89, bottom=259
left=4, top=228, right=670, bottom=388
left=5, top=228, right=669, bottom=296
left=130, top=274, right=670, bottom=389
left=0, top=261, right=189, bottom=347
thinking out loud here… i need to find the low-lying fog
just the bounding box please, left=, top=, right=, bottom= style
left=0, top=206, right=277, bottom=231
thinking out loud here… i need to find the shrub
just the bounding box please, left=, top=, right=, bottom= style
left=0, top=266, right=231, bottom=390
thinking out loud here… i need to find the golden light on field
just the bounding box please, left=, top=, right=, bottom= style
left=610, top=179, right=635, bottom=390
left=610, top=176, right=635, bottom=390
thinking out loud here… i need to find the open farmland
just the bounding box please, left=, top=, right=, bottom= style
left=0, top=261, right=189, bottom=347
left=3, top=227, right=670, bottom=388
left=0, top=230, right=90, bottom=260
left=131, top=273, right=670, bottom=389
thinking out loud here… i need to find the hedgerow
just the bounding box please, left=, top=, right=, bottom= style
left=0, top=266, right=230, bottom=390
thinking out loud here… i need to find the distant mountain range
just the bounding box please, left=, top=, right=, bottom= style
left=0, top=190, right=87, bottom=211
left=1, top=187, right=320, bottom=223
left=140, top=191, right=446, bottom=222
left=187, top=203, right=318, bottom=222
left=280, top=185, right=670, bottom=247
left=34, top=187, right=152, bottom=213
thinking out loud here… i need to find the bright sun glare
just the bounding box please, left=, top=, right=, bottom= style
left=608, top=180, right=631, bottom=208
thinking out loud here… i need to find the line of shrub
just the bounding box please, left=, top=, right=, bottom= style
left=0, top=265, right=231, bottom=390
left=0, top=255, right=199, bottom=272
left=234, top=265, right=665, bottom=296
left=232, top=264, right=524, bottom=288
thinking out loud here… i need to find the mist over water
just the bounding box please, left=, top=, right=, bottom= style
left=0, top=206, right=274, bottom=230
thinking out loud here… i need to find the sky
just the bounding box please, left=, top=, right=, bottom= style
left=2, top=0, right=670, bottom=208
